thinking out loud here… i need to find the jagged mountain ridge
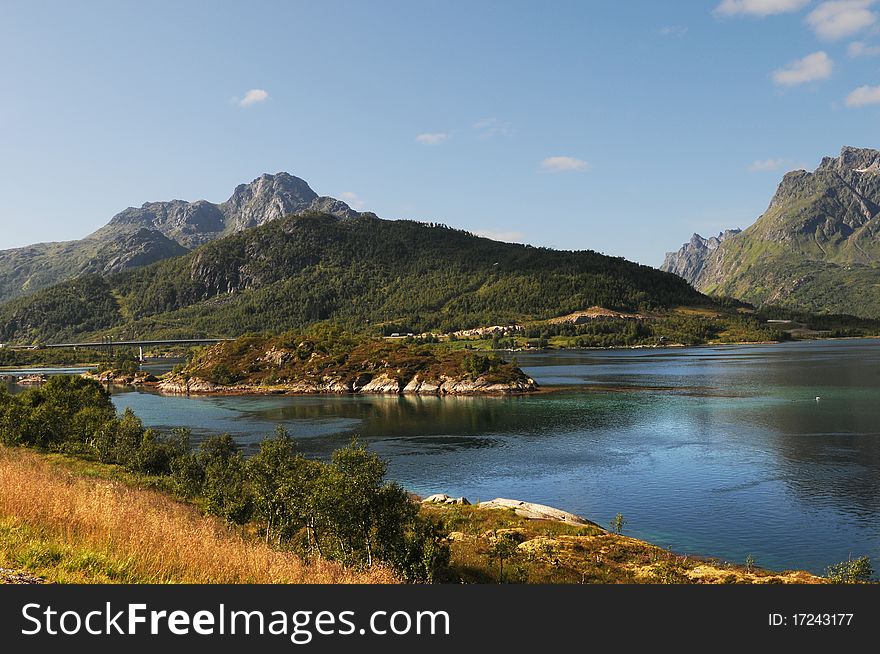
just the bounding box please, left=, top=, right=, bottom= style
left=661, top=229, right=741, bottom=285
left=0, top=173, right=362, bottom=303
left=91, top=172, right=361, bottom=248
left=660, top=146, right=880, bottom=317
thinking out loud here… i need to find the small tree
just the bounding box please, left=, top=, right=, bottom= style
left=610, top=513, right=626, bottom=535
left=112, top=408, right=147, bottom=466
left=198, top=434, right=253, bottom=525
left=310, top=441, right=387, bottom=566
left=488, top=533, right=520, bottom=583
left=248, top=426, right=320, bottom=545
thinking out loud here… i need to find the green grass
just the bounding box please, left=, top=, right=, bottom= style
left=0, top=517, right=142, bottom=583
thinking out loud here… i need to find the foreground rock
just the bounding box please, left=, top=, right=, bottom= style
left=477, top=498, right=591, bottom=525
left=421, top=494, right=591, bottom=524
left=0, top=567, right=47, bottom=584
left=15, top=374, right=47, bottom=385
left=423, top=494, right=471, bottom=505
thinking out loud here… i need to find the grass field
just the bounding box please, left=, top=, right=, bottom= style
left=0, top=446, right=395, bottom=584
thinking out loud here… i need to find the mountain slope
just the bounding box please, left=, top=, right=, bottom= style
left=0, top=173, right=360, bottom=304
left=661, top=146, right=880, bottom=317
left=0, top=212, right=707, bottom=344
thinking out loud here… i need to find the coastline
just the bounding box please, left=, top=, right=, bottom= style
left=3, top=335, right=876, bottom=397
left=150, top=374, right=539, bottom=397
left=0, top=444, right=825, bottom=584
left=419, top=493, right=823, bottom=584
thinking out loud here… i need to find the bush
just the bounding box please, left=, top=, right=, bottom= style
left=0, top=376, right=116, bottom=450
left=826, top=556, right=874, bottom=584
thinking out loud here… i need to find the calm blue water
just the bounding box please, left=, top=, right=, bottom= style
left=10, top=340, right=880, bottom=573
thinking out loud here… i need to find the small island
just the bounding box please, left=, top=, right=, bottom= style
left=154, top=329, right=538, bottom=396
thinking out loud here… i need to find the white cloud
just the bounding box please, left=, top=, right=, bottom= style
left=539, top=156, right=591, bottom=173
left=238, top=89, right=269, bottom=107
left=807, top=1, right=876, bottom=40
left=848, top=40, right=880, bottom=55
left=339, top=191, right=366, bottom=210
left=474, top=117, right=513, bottom=139
left=772, top=51, right=833, bottom=85
left=846, top=84, right=880, bottom=105
left=415, top=132, right=449, bottom=145
left=658, top=25, right=689, bottom=37
left=474, top=229, right=526, bottom=243
left=749, top=158, right=788, bottom=171
left=714, top=0, right=810, bottom=17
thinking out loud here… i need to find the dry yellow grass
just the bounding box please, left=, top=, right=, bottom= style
left=0, top=446, right=396, bottom=584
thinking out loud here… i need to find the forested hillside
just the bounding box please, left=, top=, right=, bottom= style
left=0, top=212, right=707, bottom=344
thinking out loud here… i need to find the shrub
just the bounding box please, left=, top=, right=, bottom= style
left=826, top=556, right=874, bottom=584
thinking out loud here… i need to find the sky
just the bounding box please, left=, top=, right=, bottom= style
left=2, top=0, right=880, bottom=266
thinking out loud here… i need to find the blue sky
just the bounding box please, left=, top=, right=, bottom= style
left=2, top=0, right=880, bottom=266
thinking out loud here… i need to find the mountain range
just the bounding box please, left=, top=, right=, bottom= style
left=0, top=173, right=362, bottom=304
left=0, top=173, right=706, bottom=344
left=662, top=146, right=880, bottom=318
left=9, top=145, right=877, bottom=346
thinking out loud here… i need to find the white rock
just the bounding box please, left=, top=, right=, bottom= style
left=478, top=498, right=589, bottom=525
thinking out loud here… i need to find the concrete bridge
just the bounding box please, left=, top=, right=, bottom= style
left=4, top=338, right=233, bottom=361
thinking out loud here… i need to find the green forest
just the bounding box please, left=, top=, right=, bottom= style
left=0, top=213, right=706, bottom=344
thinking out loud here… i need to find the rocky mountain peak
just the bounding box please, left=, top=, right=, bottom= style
left=661, top=229, right=741, bottom=285
left=818, top=146, right=880, bottom=174
left=220, top=172, right=320, bottom=231
left=92, top=171, right=360, bottom=250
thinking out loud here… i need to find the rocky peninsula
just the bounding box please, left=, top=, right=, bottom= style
left=153, top=331, right=538, bottom=396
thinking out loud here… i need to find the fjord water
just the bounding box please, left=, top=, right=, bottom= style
left=107, top=339, right=879, bottom=574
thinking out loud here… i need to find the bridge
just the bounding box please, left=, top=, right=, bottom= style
left=3, top=338, right=233, bottom=361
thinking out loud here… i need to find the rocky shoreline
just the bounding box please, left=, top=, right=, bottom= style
left=81, top=371, right=159, bottom=386
left=154, top=372, right=538, bottom=396
left=420, top=494, right=823, bottom=583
